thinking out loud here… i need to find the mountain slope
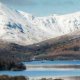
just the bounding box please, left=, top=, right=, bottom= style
left=19, top=11, right=80, bottom=38
left=0, top=30, right=80, bottom=61
left=0, top=3, right=56, bottom=45
left=0, top=3, right=80, bottom=45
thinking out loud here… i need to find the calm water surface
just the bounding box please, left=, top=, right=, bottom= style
left=0, top=60, right=80, bottom=77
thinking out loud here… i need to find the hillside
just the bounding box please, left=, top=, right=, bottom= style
left=0, top=30, right=80, bottom=62
left=0, top=2, right=80, bottom=65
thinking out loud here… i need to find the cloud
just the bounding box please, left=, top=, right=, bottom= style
left=0, top=0, right=37, bottom=6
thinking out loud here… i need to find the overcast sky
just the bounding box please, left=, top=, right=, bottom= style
left=0, top=0, right=80, bottom=16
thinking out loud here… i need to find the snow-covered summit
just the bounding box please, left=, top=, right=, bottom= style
left=0, top=2, right=80, bottom=45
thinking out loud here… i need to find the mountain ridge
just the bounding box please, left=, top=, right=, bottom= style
left=0, top=2, right=80, bottom=45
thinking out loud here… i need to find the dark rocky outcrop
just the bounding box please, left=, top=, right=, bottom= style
left=0, top=60, right=26, bottom=71
left=0, top=75, right=28, bottom=80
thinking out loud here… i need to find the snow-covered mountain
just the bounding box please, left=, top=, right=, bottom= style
left=0, top=2, right=80, bottom=45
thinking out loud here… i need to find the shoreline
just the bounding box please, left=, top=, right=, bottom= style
left=0, top=75, right=80, bottom=80
left=29, top=76, right=80, bottom=80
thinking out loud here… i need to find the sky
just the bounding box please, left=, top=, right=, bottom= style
left=0, top=0, right=80, bottom=16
